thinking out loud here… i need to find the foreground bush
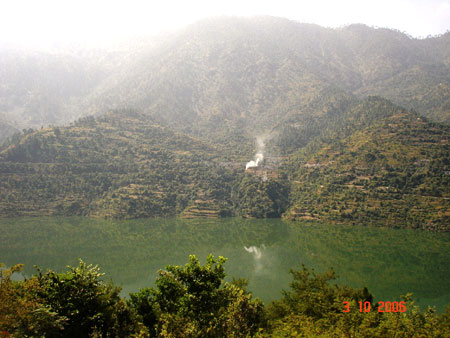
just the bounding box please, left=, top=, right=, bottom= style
left=128, top=254, right=265, bottom=337
left=1, top=261, right=145, bottom=337
left=265, top=267, right=450, bottom=337
left=0, top=263, right=65, bottom=337
left=1, top=257, right=449, bottom=337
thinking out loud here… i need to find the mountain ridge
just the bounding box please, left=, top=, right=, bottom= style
left=1, top=16, right=449, bottom=142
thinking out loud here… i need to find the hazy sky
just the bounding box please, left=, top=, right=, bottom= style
left=1, top=0, right=449, bottom=47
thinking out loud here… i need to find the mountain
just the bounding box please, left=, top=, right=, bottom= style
left=81, top=17, right=450, bottom=136
left=283, top=97, right=450, bottom=230
left=0, top=38, right=158, bottom=138
left=0, top=47, right=106, bottom=131
left=0, top=110, right=243, bottom=218
left=0, top=17, right=448, bottom=230
left=0, top=16, right=449, bottom=143
left=1, top=96, right=448, bottom=230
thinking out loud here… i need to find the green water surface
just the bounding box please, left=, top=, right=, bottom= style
left=1, top=217, right=449, bottom=311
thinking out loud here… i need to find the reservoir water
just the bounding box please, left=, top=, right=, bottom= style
left=1, top=217, right=449, bottom=311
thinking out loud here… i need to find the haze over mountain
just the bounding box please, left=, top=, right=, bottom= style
left=1, top=16, right=449, bottom=140
left=85, top=17, right=450, bottom=130
left=0, top=16, right=449, bottom=230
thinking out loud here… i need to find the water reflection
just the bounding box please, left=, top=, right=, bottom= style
left=0, top=217, right=449, bottom=311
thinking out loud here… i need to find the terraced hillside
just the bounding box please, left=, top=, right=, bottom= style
left=285, top=99, right=450, bottom=230
left=0, top=111, right=238, bottom=218
left=1, top=96, right=448, bottom=230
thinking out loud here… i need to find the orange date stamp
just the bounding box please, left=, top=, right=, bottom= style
left=343, top=301, right=406, bottom=313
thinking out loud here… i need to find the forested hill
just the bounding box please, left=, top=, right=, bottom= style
left=0, top=16, right=449, bottom=141
left=283, top=98, right=450, bottom=230
left=83, top=17, right=450, bottom=135
left=0, top=17, right=448, bottom=229
left=0, top=111, right=243, bottom=219
left=1, top=96, right=448, bottom=230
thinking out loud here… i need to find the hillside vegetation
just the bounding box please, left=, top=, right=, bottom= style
left=283, top=98, right=449, bottom=230
left=0, top=111, right=242, bottom=219
left=0, top=17, right=449, bottom=229
left=81, top=17, right=450, bottom=134
left=1, top=95, right=448, bottom=230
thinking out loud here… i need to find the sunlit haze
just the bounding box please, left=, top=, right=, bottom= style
left=1, top=0, right=449, bottom=48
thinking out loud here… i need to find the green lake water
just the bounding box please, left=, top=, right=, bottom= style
left=1, top=217, right=449, bottom=311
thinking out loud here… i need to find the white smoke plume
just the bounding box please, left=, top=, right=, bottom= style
left=244, top=245, right=262, bottom=259
left=244, top=245, right=266, bottom=273
left=245, top=136, right=265, bottom=170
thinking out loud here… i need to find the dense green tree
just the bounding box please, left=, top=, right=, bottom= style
left=129, top=254, right=264, bottom=337
left=0, top=263, right=66, bottom=337
left=232, top=176, right=289, bottom=218
left=36, top=260, right=143, bottom=337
